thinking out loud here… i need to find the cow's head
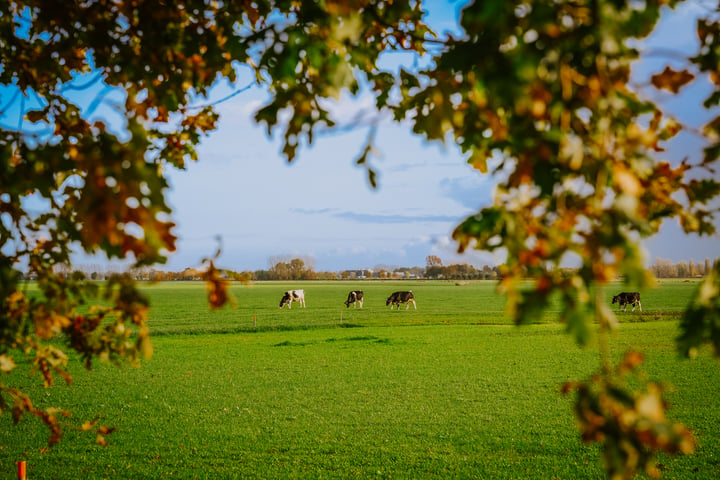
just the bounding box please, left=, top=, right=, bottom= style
left=385, top=297, right=391, bottom=306
left=611, top=295, right=619, bottom=304
left=279, top=293, right=291, bottom=308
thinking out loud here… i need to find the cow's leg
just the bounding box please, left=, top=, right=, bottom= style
left=359, top=299, right=363, bottom=308
left=638, top=301, right=642, bottom=312
left=412, top=299, right=417, bottom=310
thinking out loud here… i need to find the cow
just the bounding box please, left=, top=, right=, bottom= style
left=279, top=289, right=305, bottom=309
left=612, top=292, right=642, bottom=312
left=344, top=290, right=364, bottom=308
left=386, top=290, right=416, bottom=310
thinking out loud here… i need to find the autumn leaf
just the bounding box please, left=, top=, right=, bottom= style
left=0, top=354, right=16, bottom=373
left=202, top=260, right=235, bottom=309
left=81, top=418, right=100, bottom=431
left=651, top=66, right=695, bottom=94
left=564, top=352, right=696, bottom=478
left=468, top=149, right=489, bottom=173
left=96, top=425, right=117, bottom=447
left=613, top=163, right=643, bottom=197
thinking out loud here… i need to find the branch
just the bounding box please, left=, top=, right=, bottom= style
left=188, top=82, right=254, bottom=110
left=60, top=71, right=103, bottom=92
left=0, top=87, right=21, bottom=117
left=85, top=85, right=117, bottom=118
left=640, top=47, right=697, bottom=63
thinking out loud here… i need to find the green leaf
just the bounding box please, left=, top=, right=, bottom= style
left=677, top=262, right=720, bottom=357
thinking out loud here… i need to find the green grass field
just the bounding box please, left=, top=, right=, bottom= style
left=1, top=280, right=718, bottom=479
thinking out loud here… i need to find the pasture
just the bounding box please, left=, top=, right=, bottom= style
left=1, top=280, right=719, bottom=479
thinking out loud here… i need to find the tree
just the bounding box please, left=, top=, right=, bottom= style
left=2, top=1, right=719, bottom=477
left=676, top=261, right=689, bottom=278
left=270, top=262, right=290, bottom=280
left=376, top=269, right=390, bottom=279
left=289, top=258, right=306, bottom=280
left=426, top=255, right=443, bottom=267
left=425, top=255, right=444, bottom=278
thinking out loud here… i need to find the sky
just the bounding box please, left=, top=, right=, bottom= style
left=159, top=1, right=720, bottom=273
left=165, top=0, right=499, bottom=272
left=9, top=1, right=714, bottom=273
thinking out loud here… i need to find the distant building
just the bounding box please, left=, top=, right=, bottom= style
left=341, top=269, right=373, bottom=279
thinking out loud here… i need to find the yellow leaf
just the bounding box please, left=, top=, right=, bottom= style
left=614, top=164, right=642, bottom=197
left=636, top=384, right=665, bottom=422
left=139, top=334, right=153, bottom=360
left=560, top=135, right=584, bottom=170
left=81, top=418, right=99, bottom=431
left=0, top=354, right=16, bottom=373
left=469, top=150, right=488, bottom=173
left=332, top=12, right=362, bottom=43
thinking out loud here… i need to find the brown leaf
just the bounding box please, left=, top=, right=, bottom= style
left=202, top=261, right=235, bottom=309
left=651, top=67, right=694, bottom=93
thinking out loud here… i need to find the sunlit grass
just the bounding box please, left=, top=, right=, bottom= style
left=2, top=279, right=717, bottom=479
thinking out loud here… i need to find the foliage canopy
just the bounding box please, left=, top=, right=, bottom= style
left=1, top=0, right=719, bottom=477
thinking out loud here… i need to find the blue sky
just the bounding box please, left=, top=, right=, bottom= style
left=164, top=0, right=497, bottom=272
left=5, top=2, right=713, bottom=272
left=159, top=1, right=720, bottom=272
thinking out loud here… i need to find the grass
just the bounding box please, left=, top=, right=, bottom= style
left=140, top=279, right=694, bottom=335
left=1, top=280, right=718, bottom=479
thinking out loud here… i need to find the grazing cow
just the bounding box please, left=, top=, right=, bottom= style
left=279, top=289, right=305, bottom=309
left=386, top=291, right=416, bottom=310
left=345, top=290, right=364, bottom=308
left=612, top=292, right=642, bottom=312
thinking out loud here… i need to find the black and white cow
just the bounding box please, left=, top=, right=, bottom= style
left=279, top=289, right=305, bottom=309
left=612, top=292, right=642, bottom=312
left=344, top=290, right=364, bottom=308
left=386, top=291, right=416, bottom=310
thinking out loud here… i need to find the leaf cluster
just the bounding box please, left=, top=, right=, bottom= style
left=677, top=260, right=720, bottom=358
left=1, top=269, right=150, bottom=446
left=563, top=351, right=696, bottom=479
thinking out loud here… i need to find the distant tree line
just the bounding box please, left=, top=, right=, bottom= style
left=424, top=255, right=500, bottom=280
left=254, top=257, right=317, bottom=280
left=650, top=257, right=717, bottom=279
left=20, top=256, right=717, bottom=282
